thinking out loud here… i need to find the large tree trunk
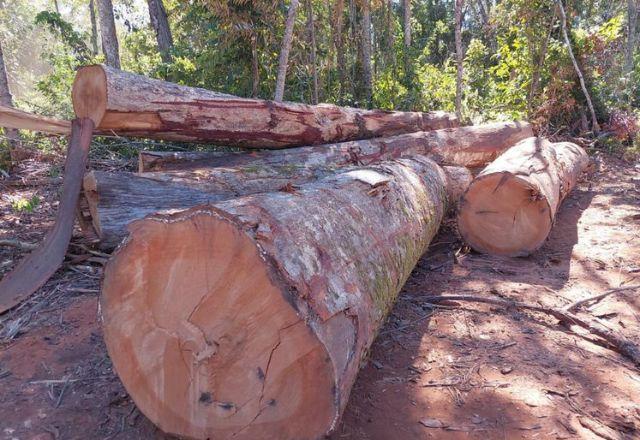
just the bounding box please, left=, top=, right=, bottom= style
left=89, top=0, right=99, bottom=56
left=83, top=121, right=532, bottom=248
left=306, top=0, right=319, bottom=104
left=146, top=0, right=173, bottom=64
left=360, top=0, right=373, bottom=107
left=0, top=37, right=19, bottom=155
left=274, top=0, right=300, bottom=102
left=556, top=0, right=599, bottom=134
left=100, top=156, right=465, bottom=440
left=458, top=137, right=589, bottom=257
left=0, top=119, right=94, bottom=314
left=454, top=0, right=464, bottom=121
left=71, top=64, right=459, bottom=148
left=96, top=0, right=121, bottom=69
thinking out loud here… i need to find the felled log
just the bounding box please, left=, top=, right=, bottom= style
left=0, top=105, right=71, bottom=135
left=72, top=64, right=458, bottom=148
left=457, top=137, right=589, bottom=257
left=83, top=163, right=471, bottom=249
left=137, top=121, right=533, bottom=172
left=0, top=118, right=94, bottom=313
left=100, top=156, right=466, bottom=440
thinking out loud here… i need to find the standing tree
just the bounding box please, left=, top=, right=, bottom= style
left=556, top=0, right=599, bottom=133
left=305, top=0, right=319, bottom=104
left=96, top=0, right=120, bottom=68
left=146, top=0, right=173, bottom=64
left=454, top=0, right=464, bottom=120
left=274, top=0, right=300, bottom=102
left=89, top=0, right=99, bottom=55
left=0, top=36, right=19, bottom=157
left=333, top=0, right=347, bottom=102
left=361, top=0, right=373, bottom=107
left=403, top=0, right=411, bottom=47
left=626, top=0, right=638, bottom=74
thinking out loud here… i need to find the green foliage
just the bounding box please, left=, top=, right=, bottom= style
left=34, top=11, right=91, bottom=62
left=10, top=194, right=41, bottom=214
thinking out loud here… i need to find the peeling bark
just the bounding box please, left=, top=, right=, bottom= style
left=72, top=64, right=459, bottom=148
left=101, top=156, right=462, bottom=439
left=458, top=137, right=589, bottom=256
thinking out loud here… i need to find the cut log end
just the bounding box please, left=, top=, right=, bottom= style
left=101, top=207, right=335, bottom=440
left=72, top=65, right=108, bottom=127
left=457, top=172, right=552, bottom=256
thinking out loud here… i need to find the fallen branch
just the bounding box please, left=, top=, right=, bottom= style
left=422, top=295, right=640, bottom=368
left=0, top=118, right=94, bottom=314
left=566, top=285, right=640, bottom=313
left=0, top=104, right=71, bottom=135
left=0, top=239, right=38, bottom=251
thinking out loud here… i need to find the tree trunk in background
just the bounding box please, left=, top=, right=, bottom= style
left=146, top=0, right=173, bottom=64
left=53, top=0, right=60, bottom=14
left=626, top=0, right=638, bottom=74
left=333, top=0, right=346, bottom=102
left=556, top=0, right=599, bottom=134
left=251, top=33, right=260, bottom=97
left=89, top=0, right=99, bottom=56
left=96, top=0, right=120, bottom=69
left=528, top=13, right=555, bottom=116
left=306, top=0, right=319, bottom=104
left=454, top=0, right=464, bottom=121
left=361, top=0, right=373, bottom=108
left=403, top=0, right=411, bottom=47
left=0, top=37, right=19, bottom=156
left=274, top=0, right=300, bottom=102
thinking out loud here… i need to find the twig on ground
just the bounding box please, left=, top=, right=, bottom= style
left=421, top=295, right=640, bottom=368
left=566, top=285, right=640, bottom=313
left=0, top=239, right=38, bottom=251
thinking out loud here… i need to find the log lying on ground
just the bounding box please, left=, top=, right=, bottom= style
left=137, top=121, right=533, bottom=172
left=72, top=64, right=458, bottom=148
left=0, top=105, right=71, bottom=135
left=457, top=137, right=589, bottom=257
left=83, top=164, right=471, bottom=249
left=0, top=118, right=94, bottom=314
left=100, top=157, right=465, bottom=439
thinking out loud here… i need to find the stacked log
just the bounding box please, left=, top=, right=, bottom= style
left=82, top=121, right=532, bottom=248
left=72, top=64, right=459, bottom=148
left=100, top=156, right=469, bottom=440
left=457, top=137, right=589, bottom=256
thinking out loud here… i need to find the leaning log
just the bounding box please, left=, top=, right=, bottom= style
left=137, top=121, right=533, bottom=172
left=0, top=118, right=94, bottom=313
left=72, top=64, right=458, bottom=148
left=100, top=157, right=464, bottom=439
left=83, top=164, right=471, bottom=249
left=457, top=137, right=589, bottom=257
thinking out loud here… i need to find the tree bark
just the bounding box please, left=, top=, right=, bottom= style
left=360, top=0, right=373, bottom=107
left=333, top=0, right=347, bottom=101
left=458, top=137, right=589, bottom=257
left=626, top=0, right=638, bottom=74
left=274, top=0, right=300, bottom=102
left=100, top=156, right=462, bottom=440
left=0, top=118, right=94, bottom=314
left=89, top=0, right=99, bottom=56
left=146, top=0, right=173, bottom=64
left=251, top=33, right=260, bottom=98
left=0, top=37, right=19, bottom=153
left=84, top=121, right=531, bottom=248
left=403, top=0, right=411, bottom=47
left=556, top=0, right=599, bottom=134
left=306, top=0, right=319, bottom=104
left=96, top=0, right=120, bottom=69
left=454, top=0, right=464, bottom=121
left=0, top=104, right=72, bottom=134
left=72, top=64, right=459, bottom=148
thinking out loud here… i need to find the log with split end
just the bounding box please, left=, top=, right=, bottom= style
left=457, top=137, right=589, bottom=256
left=100, top=157, right=469, bottom=440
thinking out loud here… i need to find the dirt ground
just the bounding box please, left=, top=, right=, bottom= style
left=0, top=152, right=639, bottom=440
